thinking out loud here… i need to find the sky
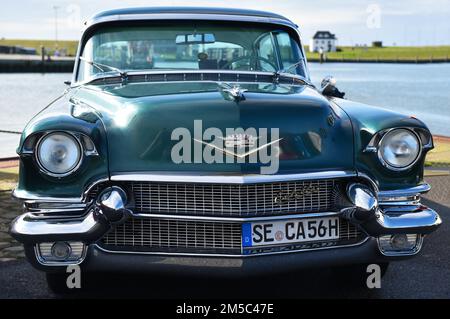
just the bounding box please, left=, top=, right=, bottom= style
left=1, top=0, right=450, bottom=46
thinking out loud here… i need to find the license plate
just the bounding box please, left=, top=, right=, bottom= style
left=242, top=217, right=339, bottom=247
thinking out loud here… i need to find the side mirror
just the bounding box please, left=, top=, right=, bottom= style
left=320, top=76, right=345, bottom=98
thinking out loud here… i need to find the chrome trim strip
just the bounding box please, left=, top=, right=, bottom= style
left=12, top=188, right=82, bottom=203
left=29, top=208, right=86, bottom=214
left=76, top=70, right=313, bottom=88
left=379, top=200, right=420, bottom=207
left=28, top=212, right=88, bottom=220
left=26, top=203, right=88, bottom=210
left=130, top=212, right=340, bottom=223
left=84, top=13, right=296, bottom=32
left=12, top=177, right=109, bottom=204
left=111, top=170, right=356, bottom=184
left=378, top=183, right=431, bottom=200
left=94, top=237, right=370, bottom=258
left=28, top=207, right=87, bottom=216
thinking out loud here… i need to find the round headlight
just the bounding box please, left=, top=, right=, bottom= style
left=378, top=129, right=421, bottom=170
left=37, top=132, right=82, bottom=176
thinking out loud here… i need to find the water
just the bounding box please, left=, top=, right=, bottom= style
left=309, top=63, right=450, bottom=135
left=0, top=73, right=70, bottom=157
left=0, top=64, right=449, bottom=158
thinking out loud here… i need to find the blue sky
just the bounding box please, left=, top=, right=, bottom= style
left=1, top=0, right=449, bottom=46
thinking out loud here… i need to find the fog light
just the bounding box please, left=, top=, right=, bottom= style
left=51, top=242, right=72, bottom=260
left=37, top=242, right=86, bottom=265
left=391, top=234, right=409, bottom=249
left=378, top=234, right=422, bottom=256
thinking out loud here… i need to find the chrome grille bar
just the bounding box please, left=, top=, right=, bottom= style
left=100, top=216, right=363, bottom=255
left=127, top=179, right=339, bottom=216
left=102, top=218, right=242, bottom=254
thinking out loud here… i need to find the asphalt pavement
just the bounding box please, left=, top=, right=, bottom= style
left=0, top=175, right=449, bottom=299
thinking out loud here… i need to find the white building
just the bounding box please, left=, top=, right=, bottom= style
left=309, top=31, right=337, bottom=53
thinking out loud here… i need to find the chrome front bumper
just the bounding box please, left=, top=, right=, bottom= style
left=10, top=180, right=442, bottom=267
left=10, top=210, right=109, bottom=244
left=11, top=200, right=440, bottom=244
left=342, top=183, right=441, bottom=236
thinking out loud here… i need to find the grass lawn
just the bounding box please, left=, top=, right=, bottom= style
left=305, top=46, right=450, bottom=61
left=1, top=39, right=449, bottom=62
left=0, top=167, right=18, bottom=191
left=426, top=138, right=450, bottom=167
left=0, top=39, right=78, bottom=56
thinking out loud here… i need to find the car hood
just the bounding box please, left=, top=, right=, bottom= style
left=74, top=81, right=354, bottom=175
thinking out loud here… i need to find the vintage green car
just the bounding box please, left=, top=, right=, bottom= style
left=10, top=7, right=441, bottom=293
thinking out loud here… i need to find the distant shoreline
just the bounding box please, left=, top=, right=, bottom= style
left=1, top=41, right=450, bottom=72
left=0, top=55, right=74, bottom=73
left=1, top=56, right=449, bottom=73
left=308, top=58, right=450, bottom=64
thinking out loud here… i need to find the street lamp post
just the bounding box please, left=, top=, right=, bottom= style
left=53, top=5, right=60, bottom=49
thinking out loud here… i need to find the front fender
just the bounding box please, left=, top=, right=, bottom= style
left=15, top=89, right=109, bottom=199
left=332, top=97, right=433, bottom=190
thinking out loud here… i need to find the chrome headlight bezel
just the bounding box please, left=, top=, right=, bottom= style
left=35, top=132, right=83, bottom=178
left=376, top=128, right=422, bottom=171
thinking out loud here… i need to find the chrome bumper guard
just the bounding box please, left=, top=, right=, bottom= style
left=362, top=206, right=441, bottom=236
left=10, top=183, right=441, bottom=250
left=343, top=183, right=441, bottom=236
left=10, top=186, right=131, bottom=245
left=10, top=210, right=109, bottom=244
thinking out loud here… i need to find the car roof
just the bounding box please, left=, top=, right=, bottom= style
left=91, top=7, right=293, bottom=24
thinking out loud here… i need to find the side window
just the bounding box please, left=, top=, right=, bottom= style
left=275, top=31, right=305, bottom=75
left=276, top=32, right=295, bottom=67
left=257, top=34, right=278, bottom=69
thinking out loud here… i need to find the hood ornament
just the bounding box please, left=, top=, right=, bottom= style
left=219, top=83, right=248, bottom=102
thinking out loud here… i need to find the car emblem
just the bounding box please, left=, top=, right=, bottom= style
left=193, top=135, right=282, bottom=159
left=220, top=134, right=258, bottom=148
left=273, top=186, right=320, bottom=204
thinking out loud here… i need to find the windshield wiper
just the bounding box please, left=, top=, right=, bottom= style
left=279, top=60, right=306, bottom=75
left=79, top=57, right=128, bottom=81
left=272, top=60, right=310, bottom=85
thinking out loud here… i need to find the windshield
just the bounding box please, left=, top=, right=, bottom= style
left=77, top=21, right=307, bottom=82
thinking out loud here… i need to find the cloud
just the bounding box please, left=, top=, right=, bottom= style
left=0, top=0, right=449, bottom=45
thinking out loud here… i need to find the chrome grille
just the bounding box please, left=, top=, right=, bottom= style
left=99, top=217, right=364, bottom=255
left=127, top=180, right=340, bottom=217
left=101, top=218, right=242, bottom=254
